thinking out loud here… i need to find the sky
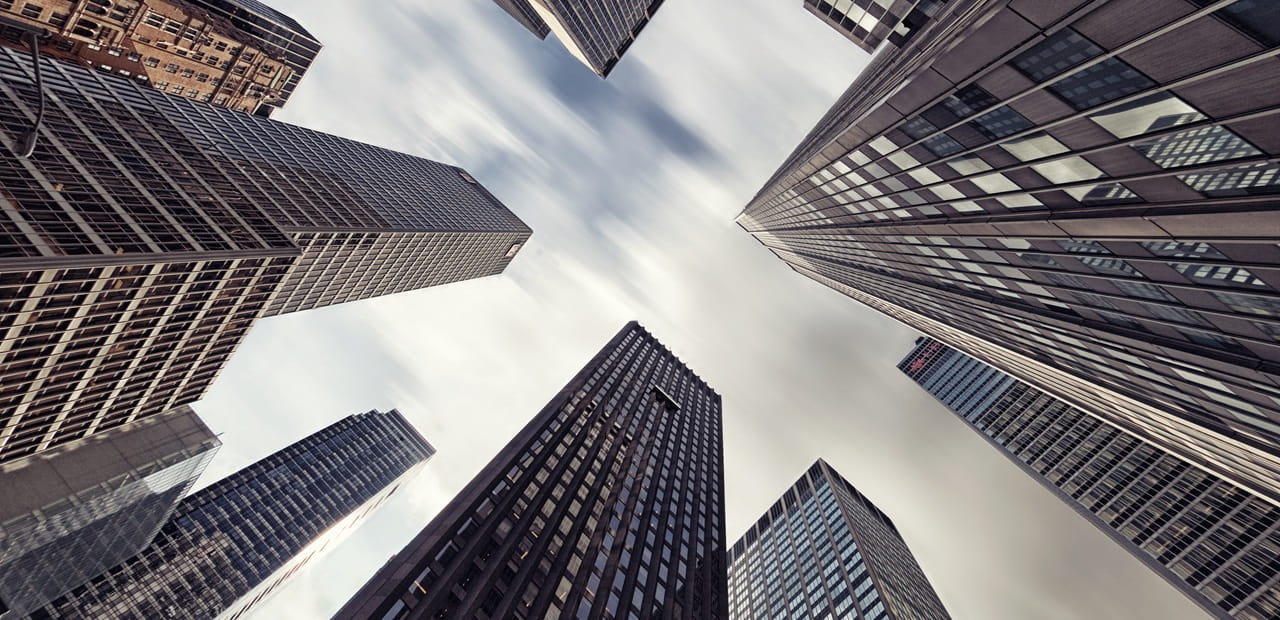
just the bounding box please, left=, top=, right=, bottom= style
left=190, top=1, right=1210, bottom=618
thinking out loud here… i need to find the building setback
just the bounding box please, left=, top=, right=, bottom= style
left=337, top=321, right=728, bottom=619
left=738, top=0, right=1280, bottom=506
left=728, top=459, right=950, bottom=620
left=0, top=46, right=530, bottom=464
left=0, top=0, right=321, bottom=116
left=900, top=337, right=1280, bottom=619
left=0, top=405, right=219, bottom=617
left=803, top=0, right=946, bottom=53
left=490, top=0, right=666, bottom=78
left=30, top=409, right=434, bottom=619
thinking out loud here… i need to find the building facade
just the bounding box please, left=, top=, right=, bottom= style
left=31, top=409, right=434, bottom=619
left=728, top=459, right=950, bottom=620
left=900, top=337, right=1280, bottom=619
left=337, top=322, right=728, bottom=619
left=0, top=0, right=320, bottom=116
left=738, top=0, right=1280, bottom=505
left=491, top=0, right=665, bottom=78
left=0, top=405, right=219, bottom=618
left=803, top=0, right=946, bottom=53
left=0, top=46, right=530, bottom=464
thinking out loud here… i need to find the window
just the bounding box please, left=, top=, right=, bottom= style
left=1089, top=93, right=1205, bottom=139
left=1001, top=132, right=1068, bottom=162
left=901, top=116, right=936, bottom=139
left=1032, top=156, right=1104, bottom=184
left=922, top=133, right=964, bottom=157
left=1141, top=242, right=1225, bottom=260
left=1178, top=163, right=1280, bottom=197
left=1213, top=291, right=1280, bottom=317
left=1012, top=28, right=1103, bottom=81
left=1133, top=125, right=1260, bottom=169
left=968, top=105, right=1034, bottom=140
left=940, top=84, right=999, bottom=118
left=1173, top=264, right=1269, bottom=289
left=1079, top=256, right=1142, bottom=277
left=1048, top=58, right=1155, bottom=111
left=1114, top=280, right=1177, bottom=302
left=21, top=2, right=42, bottom=18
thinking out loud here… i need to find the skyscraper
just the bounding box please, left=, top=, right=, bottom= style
left=900, top=337, right=1280, bottom=620
left=803, top=0, right=946, bottom=53
left=728, top=459, right=950, bottom=620
left=0, top=0, right=321, bottom=116
left=738, top=0, right=1280, bottom=505
left=0, top=405, right=219, bottom=617
left=490, top=0, right=666, bottom=77
left=337, top=322, right=728, bottom=619
left=0, top=46, right=530, bottom=464
left=32, top=409, right=434, bottom=619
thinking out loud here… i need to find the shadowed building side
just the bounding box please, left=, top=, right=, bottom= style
left=336, top=322, right=728, bottom=619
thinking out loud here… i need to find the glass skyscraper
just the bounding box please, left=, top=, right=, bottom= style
left=0, top=405, right=219, bottom=617
left=900, top=337, right=1280, bottom=619
left=337, top=321, right=728, bottom=619
left=490, top=0, right=666, bottom=77
left=0, top=45, right=530, bottom=465
left=31, top=409, right=435, bottom=619
left=738, top=0, right=1280, bottom=507
left=728, top=459, right=950, bottom=620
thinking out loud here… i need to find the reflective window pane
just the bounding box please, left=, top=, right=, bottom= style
left=1134, top=125, right=1261, bottom=169
left=1193, top=0, right=1280, bottom=46
left=1000, top=132, right=1069, bottom=161
left=1173, top=263, right=1269, bottom=289
left=1048, top=58, right=1156, bottom=111
left=947, top=155, right=992, bottom=175
left=922, top=133, right=965, bottom=157
left=968, top=105, right=1034, bottom=140
left=1142, top=241, right=1226, bottom=260
left=1032, top=156, right=1104, bottom=183
left=1089, top=93, right=1206, bottom=139
left=1069, top=183, right=1140, bottom=203
left=1012, top=28, right=1104, bottom=82
left=1178, top=163, right=1280, bottom=196
left=901, top=116, right=937, bottom=140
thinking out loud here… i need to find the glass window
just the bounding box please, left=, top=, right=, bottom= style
left=947, top=155, right=992, bottom=175
left=971, top=172, right=1020, bottom=193
left=996, top=193, right=1044, bottom=209
left=929, top=184, right=965, bottom=200
left=887, top=150, right=919, bottom=170
left=940, top=84, right=999, bottom=118
left=1173, top=263, right=1270, bottom=289
left=968, top=106, right=1034, bottom=140
left=1133, top=125, right=1261, bottom=169
left=1057, top=240, right=1110, bottom=254
left=1012, top=28, right=1103, bottom=81
left=1089, top=93, right=1206, bottom=139
left=1141, top=241, right=1225, bottom=260
left=901, top=116, right=937, bottom=139
left=1068, top=182, right=1139, bottom=203
left=1048, top=58, right=1156, bottom=111
left=908, top=167, right=943, bottom=185
left=1147, top=303, right=1214, bottom=327
left=1178, top=163, right=1280, bottom=196
left=1000, top=132, right=1069, bottom=161
left=1114, top=280, right=1177, bottom=302
left=867, top=136, right=896, bottom=154
left=1213, top=291, right=1280, bottom=317
left=923, top=133, right=965, bottom=157
left=1080, top=256, right=1142, bottom=276
left=1032, top=156, right=1104, bottom=183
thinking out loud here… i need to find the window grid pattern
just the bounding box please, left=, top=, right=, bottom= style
left=727, top=460, right=950, bottom=620
left=737, top=0, right=1280, bottom=509
left=0, top=47, right=528, bottom=463
left=901, top=340, right=1280, bottom=620
left=527, top=0, right=666, bottom=77
left=336, top=323, right=727, bottom=620
left=34, top=410, right=434, bottom=620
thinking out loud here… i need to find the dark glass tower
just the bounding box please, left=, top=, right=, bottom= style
left=337, top=322, right=728, bottom=619
left=0, top=405, right=219, bottom=617
left=31, top=409, right=434, bottom=619
left=900, top=338, right=1280, bottom=620
left=728, top=460, right=950, bottom=620
left=803, top=0, right=947, bottom=53
left=738, top=0, right=1280, bottom=505
left=490, top=0, right=666, bottom=77
left=0, top=46, right=530, bottom=464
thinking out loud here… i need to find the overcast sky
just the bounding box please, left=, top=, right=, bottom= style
left=190, top=1, right=1209, bottom=618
